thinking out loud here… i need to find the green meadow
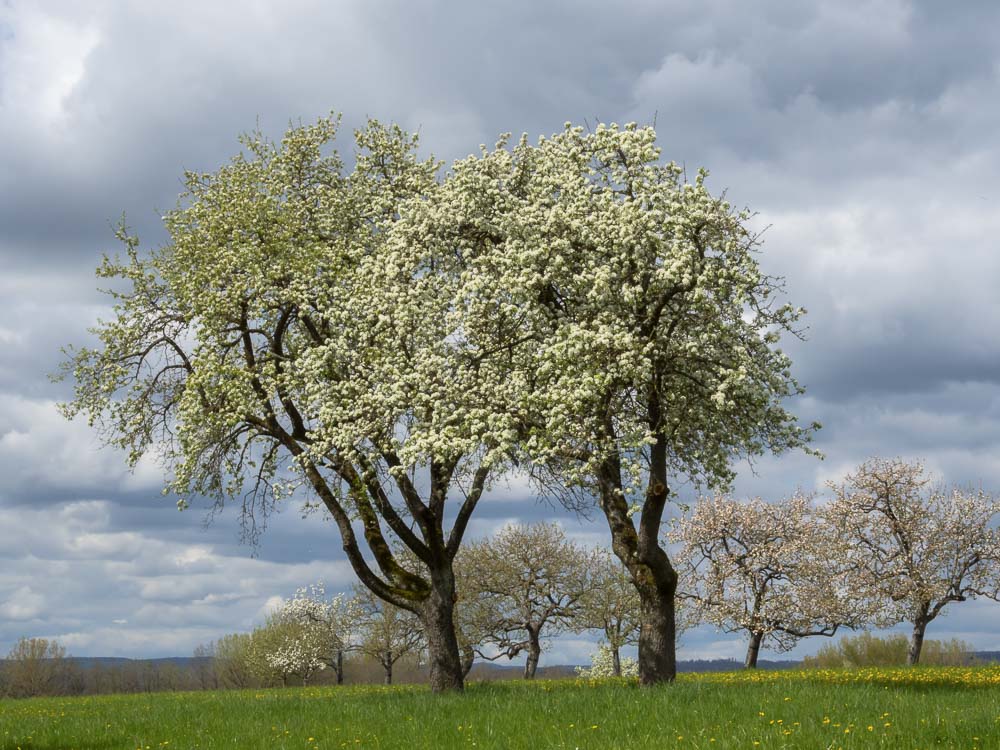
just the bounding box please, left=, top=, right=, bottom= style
left=3, top=667, right=1000, bottom=750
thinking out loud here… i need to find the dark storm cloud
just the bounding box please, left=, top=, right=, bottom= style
left=2, top=0, right=1000, bottom=660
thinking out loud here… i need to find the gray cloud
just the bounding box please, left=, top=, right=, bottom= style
left=2, top=0, right=1000, bottom=661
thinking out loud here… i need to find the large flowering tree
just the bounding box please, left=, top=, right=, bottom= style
left=393, top=122, right=816, bottom=683
left=60, top=116, right=526, bottom=692
left=825, top=458, right=1000, bottom=665
left=670, top=494, right=862, bottom=668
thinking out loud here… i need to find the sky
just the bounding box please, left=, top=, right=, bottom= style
left=2, top=0, right=1000, bottom=666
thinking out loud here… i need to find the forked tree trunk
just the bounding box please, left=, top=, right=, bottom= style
left=600, top=506, right=679, bottom=683
left=523, top=628, right=542, bottom=679
left=745, top=631, right=763, bottom=669
left=596, top=421, right=681, bottom=686
left=908, top=618, right=929, bottom=666
left=418, top=563, right=466, bottom=692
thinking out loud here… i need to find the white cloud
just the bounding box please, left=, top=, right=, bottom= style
left=0, top=585, right=45, bottom=621
left=1, top=0, right=1000, bottom=663
left=0, top=3, right=101, bottom=129
left=0, top=396, right=163, bottom=501
left=0, top=500, right=355, bottom=657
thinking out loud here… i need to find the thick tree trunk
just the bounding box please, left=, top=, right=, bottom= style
left=384, top=652, right=393, bottom=685
left=635, top=572, right=677, bottom=684
left=745, top=631, right=763, bottom=669
left=612, top=646, right=622, bottom=677
left=418, top=562, right=466, bottom=692
left=599, top=479, right=679, bottom=684
left=908, top=618, right=928, bottom=666
left=524, top=629, right=542, bottom=679
left=335, top=649, right=344, bottom=685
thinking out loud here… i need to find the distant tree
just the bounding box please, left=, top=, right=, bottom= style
left=825, top=457, right=1000, bottom=665
left=802, top=632, right=975, bottom=668
left=575, top=644, right=639, bottom=679
left=246, top=615, right=311, bottom=686
left=353, top=587, right=424, bottom=685
left=576, top=549, right=641, bottom=677
left=459, top=523, right=592, bottom=679
left=191, top=642, right=219, bottom=690
left=670, top=494, right=863, bottom=668
left=212, top=633, right=258, bottom=688
left=4, top=637, right=68, bottom=698
left=276, top=584, right=362, bottom=684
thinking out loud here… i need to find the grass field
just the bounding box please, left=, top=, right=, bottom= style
left=2, top=666, right=1000, bottom=749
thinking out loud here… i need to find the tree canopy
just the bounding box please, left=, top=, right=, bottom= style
left=60, top=115, right=528, bottom=692
left=390, top=122, right=817, bottom=682
left=62, top=116, right=816, bottom=687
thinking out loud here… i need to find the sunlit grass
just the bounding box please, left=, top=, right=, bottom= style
left=2, top=666, right=1000, bottom=749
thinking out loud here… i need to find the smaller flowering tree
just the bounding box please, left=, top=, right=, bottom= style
left=458, top=523, right=593, bottom=679
left=575, top=644, right=639, bottom=679
left=247, top=615, right=315, bottom=686
left=276, top=583, right=363, bottom=684
left=261, top=621, right=327, bottom=686
left=670, top=494, right=862, bottom=668
left=576, top=549, right=641, bottom=677
left=825, top=458, right=1000, bottom=665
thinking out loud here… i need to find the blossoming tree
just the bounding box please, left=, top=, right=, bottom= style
left=576, top=549, right=641, bottom=677
left=393, top=122, right=816, bottom=683
left=458, top=523, right=592, bottom=679
left=275, top=583, right=362, bottom=684
left=825, top=458, right=1000, bottom=664
left=576, top=644, right=639, bottom=679
left=670, top=494, right=862, bottom=668
left=60, top=115, right=527, bottom=692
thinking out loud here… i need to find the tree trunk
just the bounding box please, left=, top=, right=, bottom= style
left=908, top=618, right=928, bottom=666
left=418, top=563, right=466, bottom=692
left=598, top=426, right=679, bottom=686
left=523, top=629, right=542, bottom=679
left=384, top=651, right=393, bottom=685
left=460, top=644, right=475, bottom=678
left=635, top=572, right=677, bottom=684
left=612, top=645, right=622, bottom=677
left=335, top=649, right=344, bottom=685
left=745, top=631, right=763, bottom=669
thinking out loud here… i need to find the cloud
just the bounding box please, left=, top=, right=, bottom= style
left=0, top=586, right=45, bottom=621
left=2, top=0, right=1000, bottom=660
left=0, top=395, right=164, bottom=504
left=0, top=499, right=355, bottom=657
